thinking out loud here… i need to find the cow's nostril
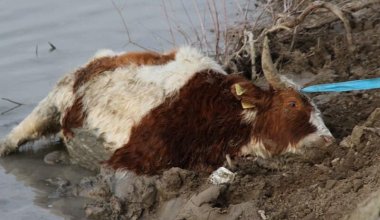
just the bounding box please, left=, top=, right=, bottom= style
left=322, top=135, right=335, bottom=145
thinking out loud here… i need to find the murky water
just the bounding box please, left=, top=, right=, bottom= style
left=0, top=0, right=256, bottom=219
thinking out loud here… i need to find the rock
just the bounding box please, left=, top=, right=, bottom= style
left=340, top=125, right=365, bottom=147
left=340, top=108, right=380, bottom=148
left=325, top=180, right=337, bottom=190
left=209, top=167, right=236, bottom=185
left=353, top=179, right=364, bottom=192
left=345, top=189, right=380, bottom=220
left=364, top=108, right=380, bottom=127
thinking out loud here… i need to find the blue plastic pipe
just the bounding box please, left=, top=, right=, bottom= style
left=301, top=77, right=380, bottom=93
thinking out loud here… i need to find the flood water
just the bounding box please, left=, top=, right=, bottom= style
left=0, top=0, right=257, bottom=219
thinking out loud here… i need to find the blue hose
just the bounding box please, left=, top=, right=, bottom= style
left=301, top=77, right=380, bottom=93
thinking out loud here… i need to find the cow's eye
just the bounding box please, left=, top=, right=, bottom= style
left=289, top=101, right=297, bottom=108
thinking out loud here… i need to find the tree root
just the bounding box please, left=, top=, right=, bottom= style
left=223, top=0, right=374, bottom=76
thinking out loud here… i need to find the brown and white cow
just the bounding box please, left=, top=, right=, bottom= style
left=0, top=37, right=334, bottom=175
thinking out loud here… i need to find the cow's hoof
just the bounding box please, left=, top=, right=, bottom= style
left=0, top=140, right=15, bottom=157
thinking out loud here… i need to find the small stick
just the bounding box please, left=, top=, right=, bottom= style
left=161, top=0, right=176, bottom=46
left=2, top=98, right=23, bottom=106
left=289, top=26, right=298, bottom=51
left=111, top=0, right=152, bottom=51
left=226, top=154, right=236, bottom=170
left=35, top=44, right=39, bottom=57
left=1, top=98, right=24, bottom=115
left=207, top=0, right=221, bottom=59
left=48, top=42, right=56, bottom=52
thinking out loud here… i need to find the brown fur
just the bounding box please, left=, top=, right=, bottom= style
left=252, top=89, right=316, bottom=154
left=73, top=51, right=176, bottom=92
left=61, top=96, right=85, bottom=139
left=107, top=72, right=318, bottom=175
left=107, top=71, right=253, bottom=174
left=62, top=51, right=176, bottom=139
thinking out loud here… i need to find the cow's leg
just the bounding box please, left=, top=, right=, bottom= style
left=0, top=96, right=61, bottom=156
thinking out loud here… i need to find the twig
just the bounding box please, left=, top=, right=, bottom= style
left=233, top=0, right=244, bottom=15
left=252, top=1, right=272, bottom=30
left=207, top=0, right=221, bottom=59
left=2, top=98, right=23, bottom=106
left=243, top=0, right=251, bottom=23
left=245, top=30, right=257, bottom=80
left=181, top=0, right=204, bottom=51
left=192, top=0, right=211, bottom=54
left=222, top=0, right=229, bottom=59
left=275, top=1, right=354, bottom=51
left=48, top=42, right=56, bottom=52
left=161, top=0, right=177, bottom=46
left=110, top=0, right=152, bottom=51
left=254, top=1, right=353, bottom=53
left=294, top=0, right=307, bottom=12
left=1, top=98, right=24, bottom=115
left=35, top=44, right=39, bottom=57
left=289, top=26, right=298, bottom=51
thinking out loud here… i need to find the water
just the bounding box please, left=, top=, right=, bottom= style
left=0, top=0, right=256, bottom=219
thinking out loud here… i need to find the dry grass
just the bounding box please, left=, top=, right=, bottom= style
left=111, top=0, right=376, bottom=80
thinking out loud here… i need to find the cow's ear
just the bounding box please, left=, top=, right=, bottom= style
left=231, top=83, right=256, bottom=109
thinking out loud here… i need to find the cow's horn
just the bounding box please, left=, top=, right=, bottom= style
left=262, top=36, right=287, bottom=89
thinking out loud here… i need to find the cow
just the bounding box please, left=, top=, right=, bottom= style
left=0, top=37, right=334, bottom=175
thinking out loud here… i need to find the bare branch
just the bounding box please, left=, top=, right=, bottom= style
left=207, top=0, right=221, bottom=59
left=192, top=0, right=211, bottom=54
left=111, top=0, right=153, bottom=51
left=161, top=0, right=177, bottom=46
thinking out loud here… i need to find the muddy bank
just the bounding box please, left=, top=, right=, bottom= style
left=60, top=106, right=380, bottom=220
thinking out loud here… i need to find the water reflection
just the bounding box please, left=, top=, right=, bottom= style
left=0, top=143, right=94, bottom=219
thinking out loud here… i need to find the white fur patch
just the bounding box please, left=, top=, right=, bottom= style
left=93, top=49, right=118, bottom=59
left=135, top=46, right=226, bottom=93
left=241, top=110, right=257, bottom=124
left=309, top=107, right=333, bottom=137
left=240, top=139, right=271, bottom=158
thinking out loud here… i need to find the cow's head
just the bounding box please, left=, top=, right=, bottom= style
left=233, top=36, right=334, bottom=157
